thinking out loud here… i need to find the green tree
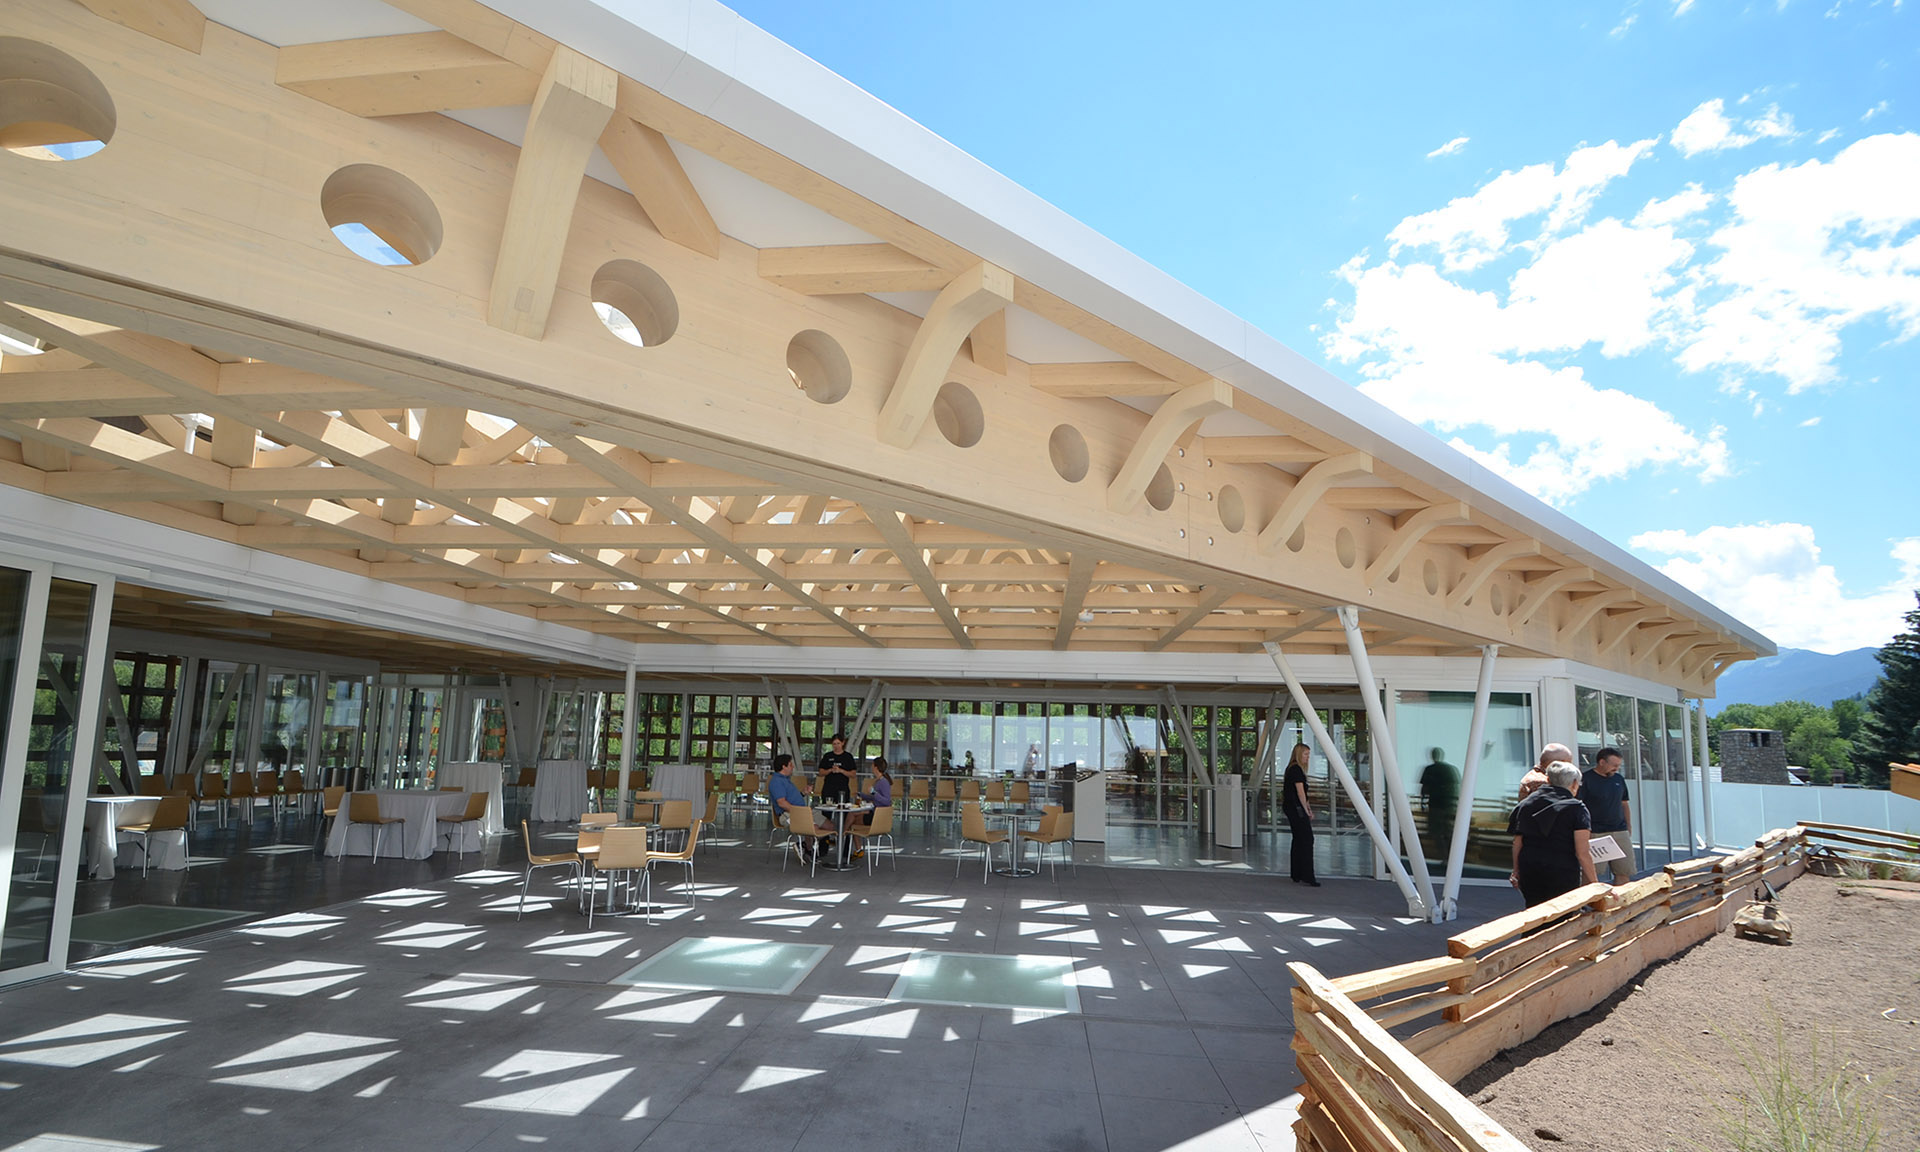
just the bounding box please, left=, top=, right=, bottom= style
left=1830, top=696, right=1865, bottom=742
left=1853, top=592, right=1920, bottom=790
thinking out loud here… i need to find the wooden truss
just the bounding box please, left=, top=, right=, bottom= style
left=0, top=0, right=1756, bottom=693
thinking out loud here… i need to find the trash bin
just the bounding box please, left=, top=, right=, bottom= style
left=1214, top=773, right=1244, bottom=848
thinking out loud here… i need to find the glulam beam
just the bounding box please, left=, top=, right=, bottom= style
left=1364, top=502, right=1469, bottom=586
left=866, top=506, right=971, bottom=649
left=877, top=262, right=1013, bottom=448
left=758, top=243, right=951, bottom=295
left=487, top=46, right=617, bottom=339
left=1445, top=539, right=1539, bottom=611
left=73, top=0, right=204, bottom=53
left=598, top=113, right=720, bottom=258
left=1107, top=379, right=1232, bottom=514
left=276, top=32, right=536, bottom=116
left=1028, top=362, right=1179, bottom=398
left=1507, top=567, right=1592, bottom=629
left=1256, top=452, right=1373, bottom=554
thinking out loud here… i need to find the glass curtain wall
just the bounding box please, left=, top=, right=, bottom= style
left=1575, top=683, right=1696, bottom=871
left=1392, top=690, right=1536, bottom=877
left=181, top=661, right=256, bottom=790
left=319, top=676, right=366, bottom=786
left=3, top=578, right=98, bottom=973
left=257, top=671, right=315, bottom=778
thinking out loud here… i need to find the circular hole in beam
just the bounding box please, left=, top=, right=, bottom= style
left=786, top=330, right=850, bottom=404
left=1217, top=484, right=1246, bottom=533
left=0, top=38, right=115, bottom=161
left=1335, top=527, right=1358, bottom=569
left=592, top=259, right=678, bottom=347
left=321, top=163, right=442, bottom=266
left=933, top=381, right=983, bottom=447
left=1144, top=463, right=1176, bottom=511
left=1048, top=424, right=1088, bottom=483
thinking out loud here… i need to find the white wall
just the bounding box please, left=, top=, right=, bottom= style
left=1710, top=782, right=1920, bottom=843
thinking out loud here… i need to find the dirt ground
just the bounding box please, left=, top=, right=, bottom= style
left=1455, top=874, right=1920, bottom=1152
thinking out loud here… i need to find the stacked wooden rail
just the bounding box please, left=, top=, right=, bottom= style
left=1287, top=822, right=1920, bottom=1152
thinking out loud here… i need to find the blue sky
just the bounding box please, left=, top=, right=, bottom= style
left=725, top=0, right=1919, bottom=654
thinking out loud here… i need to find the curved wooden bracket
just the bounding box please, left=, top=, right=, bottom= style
left=1445, top=539, right=1539, bottom=610
left=1364, top=502, right=1468, bottom=586
left=1557, top=588, right=1635, bottom=643
left=877, top=262, right=1013, bottom=448
left=1507, top=566, right=1592, bottom=629
left=1596, top=608, right=1667, bottom=659
left=1106, top=379, right=1232, bottom=514
left=1255, top=452, right=1373, bottom=554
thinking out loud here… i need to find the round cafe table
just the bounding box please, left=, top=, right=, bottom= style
left=572, top=821, right=660, bottom=915
left=812, top=801, right=873, bottom=871
left=991, top=805, right=1040, bottom=877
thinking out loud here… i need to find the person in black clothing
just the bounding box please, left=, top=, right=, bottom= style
left=816, top=734, right=856, bottom=802
left=1283, top=742, right=1319, bottom=886
left=1507, top=760, right=1596, bottom=907
left=816, top=734, right=856, bottom=862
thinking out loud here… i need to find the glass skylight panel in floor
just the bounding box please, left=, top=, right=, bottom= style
left=610, top=937, right=829, bottom=996
left=887, top=951, right=1080, bottom=1013
left=67, top=906, right=249, bottom=947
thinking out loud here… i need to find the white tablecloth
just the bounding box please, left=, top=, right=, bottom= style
left=652, top=763, right=708, bottom=813
left=84, top=796, right=186, bottom=879
left=438, top=762, right=505, bottom=836
left=325, top=789, right=472, bottom=859
left=530, top=760, right=589, bottom=823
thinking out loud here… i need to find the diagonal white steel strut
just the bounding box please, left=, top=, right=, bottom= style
left=1336, top=606, right=1439, bottom=920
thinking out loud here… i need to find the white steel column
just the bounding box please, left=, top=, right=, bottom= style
left=1694, top=699, right=1714, bottom=848
left=1263, top=642, right=1426, bottom=916
left=1440, top=644, right=1499, bottom=920
left=1336, top=606, right=1439, bottom=917
left=618, top=661, right=637, bottom=820
left=48, top=572, right=117, bottom=974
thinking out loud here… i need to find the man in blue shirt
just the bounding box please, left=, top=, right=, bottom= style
left=768, top=753, right=814, bottom=863
left=1580, top=746, right=1632, bottom=884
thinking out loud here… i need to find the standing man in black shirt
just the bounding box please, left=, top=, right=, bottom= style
left=816, top=733, right=857, bottom=863
left=1580, top=746, right=1632, bottom=884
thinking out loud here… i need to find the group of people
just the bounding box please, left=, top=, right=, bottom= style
left=767, top=733, right=891, bottom=865
left=1508, top=741, right=1632, bottom=906
left=1281, top=739, right=1635, bottom=907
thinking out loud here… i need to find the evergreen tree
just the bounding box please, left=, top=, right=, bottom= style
left=1852, top=592, right=1920, bottom=790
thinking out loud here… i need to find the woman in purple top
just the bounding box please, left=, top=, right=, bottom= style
left=847, top=758, right=891, bottom=854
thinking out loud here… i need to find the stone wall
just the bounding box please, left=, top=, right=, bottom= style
left=1719, top=728, right=1790, bottom=785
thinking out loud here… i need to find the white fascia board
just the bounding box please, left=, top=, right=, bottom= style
left=0, top=491, right=642, bottom=672
left=499, top=0, right=1773, bottom=660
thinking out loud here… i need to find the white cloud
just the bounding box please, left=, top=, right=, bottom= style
left=1672, top=0, right=1696, bottom=13
left=1799, top=415, right=1821, bottom=426
left=1676, top=132, right=1920, bottom=390
left=1671, top=99, right=1800, bottom=157
left=1611, top=13, right=1639, bottom=36
left=1634, top=183, right=1715, bottom=226
left=1630, top=524, right=1920, bottom=651
left=1426, top=136, right=1470, bottom=159
left=1862, top=100, right=1889, bottom=123
left=1330, top=246, right=1727, bottom=505
left=1388, top=139, right=1656, bottom=271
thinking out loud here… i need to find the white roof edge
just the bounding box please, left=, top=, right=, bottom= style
left=490, top=0, right=1774, bottom=657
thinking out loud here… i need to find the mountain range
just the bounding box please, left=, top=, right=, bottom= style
left=1708, top=646, right=1882, bottom=716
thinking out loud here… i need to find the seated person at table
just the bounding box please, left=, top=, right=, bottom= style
left=847, top=758, right=892, bottom=857
left=768, top=753, right=816, bottom=863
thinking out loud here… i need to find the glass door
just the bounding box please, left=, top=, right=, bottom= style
left=0, top=566, right=113, bottom=985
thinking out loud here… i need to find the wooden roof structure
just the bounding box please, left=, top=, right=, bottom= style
left=0, top=0, right=1771, bottom=693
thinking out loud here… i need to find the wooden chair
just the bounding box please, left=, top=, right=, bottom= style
left=1023, top=808, right=1076, bottom=879
left=436, top=790, right=490, bottom=856
left=935, top=779, right=956, bottom=827
left=347, top=792, right=406, bottom=861
left=983, top=779, right=1006, bottom=804
left=282, top=768, right=309, bottom=818
left=575, top=812, right=616, bottom=908
left=138, top=774, right=168, bottom=797
left=121, top=795, right=189, bottom=877
left=848, top=804, right=897, bottom=874
left=1011, top=780, right=1031, bottom=804
left=957, top=802, right=1008, bottom=884
left=315, top=784, right=346, bottom=845
left=639, top=819, right=702, bottom=923
left=190, top=771, right=226, bottom=830
left=586, top=826, right=651, bottom=928
left=780, top=805, right=829, bottom=877
left=227, top=769, right=256, bottom=823
left=658, top=798, right=694, bottom=852
left=959, top=779, right=980, bottom=805
left=701, top=790, right=720, bottom=852
left=517, top=819, right=581, bottom=920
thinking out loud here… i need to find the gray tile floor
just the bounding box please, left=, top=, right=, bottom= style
left=3, top=831, right=1516, bottom=1152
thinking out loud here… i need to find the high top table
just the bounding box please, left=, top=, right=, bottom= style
left=438, top=761, right=505, bottom=835
left=83, top=796, right=186, bottom=879
left=530, top=759, right=590, bottom=823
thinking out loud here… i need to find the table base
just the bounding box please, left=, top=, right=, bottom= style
left=994, top=865, right=1038, bottom=877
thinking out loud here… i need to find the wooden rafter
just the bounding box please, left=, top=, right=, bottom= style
left=1147, top=587, right=1233, bottom=652
left=865, top=506, right=971, bottom=649
left=1052, top=553, right=1096, bottom=650
left=1028, top=362, right=1179, bottom=399
left=73, top=0, right=204, bottom=52
left=276, top=31, right=536, bottom=115
left=598, top=113, right=721, bottom=258
left=758, top=243, right=951, bottom=295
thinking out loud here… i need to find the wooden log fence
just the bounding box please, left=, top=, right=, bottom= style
left=1290, top=820, right=1916, bottom=1152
